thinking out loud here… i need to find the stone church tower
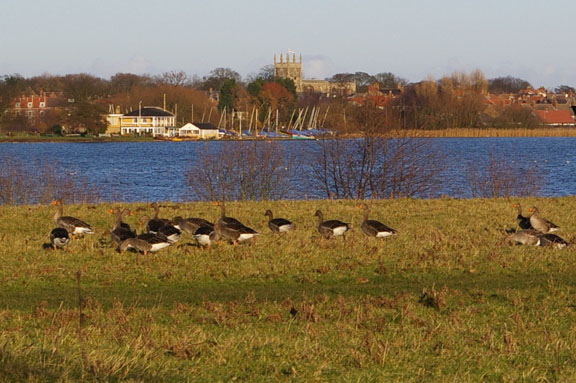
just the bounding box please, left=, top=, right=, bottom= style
left=274, top=53, right=303, bottom=92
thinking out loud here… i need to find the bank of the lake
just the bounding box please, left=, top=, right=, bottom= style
left=1, top=197, right=576, bottom=382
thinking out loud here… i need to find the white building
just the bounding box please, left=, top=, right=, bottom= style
left=177, top=122, right=220, bottom=139
left=120, top=106, right=175, bottom=136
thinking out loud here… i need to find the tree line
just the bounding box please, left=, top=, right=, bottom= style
left=1, top=67, right=573, bottom=135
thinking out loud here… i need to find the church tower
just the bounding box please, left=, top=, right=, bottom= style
left=274, top=52, right=303, bottom=92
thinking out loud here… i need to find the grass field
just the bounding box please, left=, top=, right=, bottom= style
left=2, top=198, right=576, bottom=382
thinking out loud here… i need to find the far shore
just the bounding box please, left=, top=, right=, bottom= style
left=2, top=127, right=576, bottom=143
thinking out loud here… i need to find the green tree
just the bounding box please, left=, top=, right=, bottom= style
left=275, top=78, right=297, bottom=99
left=68, top=102, right=107, bottom=134
left=247, top=78, right=265, bottom=98
left=218, top=79, right=237, bottom=111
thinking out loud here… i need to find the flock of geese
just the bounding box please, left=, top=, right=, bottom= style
left=506, top=203, right=568, bottom=248
left=48, top=200, right=397, bottom=254
left=48, top=200, right=569, bottom=254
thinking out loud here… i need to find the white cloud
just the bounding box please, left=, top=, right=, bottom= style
left=123, top=54, right=154, bottom=75
left=303, top=55, right=334, bottom=80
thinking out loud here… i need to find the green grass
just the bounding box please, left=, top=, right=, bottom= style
left=2, top=198, right=576, bottom=382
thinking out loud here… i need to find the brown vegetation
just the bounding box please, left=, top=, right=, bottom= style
left=185, top=141, right=297, bottom=201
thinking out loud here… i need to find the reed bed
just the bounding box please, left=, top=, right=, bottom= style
left=1, top=197, right=576, bottom=382
left=400, top=127, right=576, bottom=138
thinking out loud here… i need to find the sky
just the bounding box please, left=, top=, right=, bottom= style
left=2, top=0, right=576, bottom=88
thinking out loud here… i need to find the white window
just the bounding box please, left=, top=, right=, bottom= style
left=27, top=102, right=33, bottom=108
left=39, top=102, right=45, bottom=108
left=15, top=102, right=20, bottom=108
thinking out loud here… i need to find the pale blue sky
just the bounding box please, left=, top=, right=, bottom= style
left=2, top=0, right=575, bottom=87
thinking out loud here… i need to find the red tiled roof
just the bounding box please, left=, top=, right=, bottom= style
left=534, top=110, right=575, bottom=125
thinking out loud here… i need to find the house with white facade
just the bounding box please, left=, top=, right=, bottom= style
left=120, top=106, right=175, bottom=136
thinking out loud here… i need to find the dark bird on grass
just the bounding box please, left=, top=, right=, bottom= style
left=109, top=207, right=136, bottom=245
left=51, top=199, right=94, bottom=236
left=505, top=229, right=568, bottom=249
left=135, top=232, right=172, bottom=252
left=117, top=237, right=153, bottom=255
left=50, top=227, right=70, bottom=249
left=216, top=203, right=258, bottom=244
left=215, top=202, right=244, bottom=226
left=539, top=233, right=569, bottom=249
left=512, top=203, right=533, bottom=230
left=314, top=210, right=350, bottom=239
left=194, top=224, right=221, bottom=249
left=505, top=229, right=542, bottom=246
left=139, top=215, right=181, bottom=244
left=264, top=209, right=294, bottom=234
left=528, top=206, right=559, bottom=233
left=358, top=203, right=396, bottom=238
left=146, top=202, right=171, bottom=234
left=172, top=216, right=213, bottom=235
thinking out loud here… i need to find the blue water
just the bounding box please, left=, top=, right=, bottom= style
left=1, top=137, right=575, bottom=202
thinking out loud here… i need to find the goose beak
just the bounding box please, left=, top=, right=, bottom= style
left=51, top=200, right=58, bottom=205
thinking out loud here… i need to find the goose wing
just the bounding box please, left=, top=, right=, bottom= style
left=111, top=227, right=136, bottom=244
left=269, top=217, right=293, bottom=232
left=57, top=216, right=93, bottom=234
left=363, top=219, right=396, bottom=237
left=320, top=220, right=349, bottom=238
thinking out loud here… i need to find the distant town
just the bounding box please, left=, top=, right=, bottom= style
left=1, top=52, right=575, bottom=139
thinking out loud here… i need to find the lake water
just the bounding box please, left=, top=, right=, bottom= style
left=1, top=137, right=575, bottom=202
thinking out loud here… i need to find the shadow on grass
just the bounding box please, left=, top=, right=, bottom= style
left=2, top=270, right=575, bottom=311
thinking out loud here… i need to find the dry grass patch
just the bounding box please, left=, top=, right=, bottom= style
left=1, top=197, right=576, bottom=381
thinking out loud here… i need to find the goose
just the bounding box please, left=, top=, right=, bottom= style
left=528, top=206, right=559, bottom=233
left=505, top=229, right=542, bottom=246
left=173, top=216, right=214, bottom=235
left=110, top=208, right=136, bottom=245
left=314, top=210, right=350, bottom=239
left=505, top=229, right=568, bottom=249
left=146, top=202, right=171, bottom=234
left=216, top=204, right=258, bottom=244
left=117, top=237, right=153, bottom=255
left=512, top=203, right=532, bottom=230
left=359, top=203, right=396, bottom=238
left=135, top=232, right=171, bottom=252
left=51, top=199, right=94, bottom=236
left=216, top=202, right=243, bottom=226
left=539, top=233, right=569, bottom=249
left=194, top=224, right=221, bottom=249
left=264, top=209, right=294, bottom=233
left=50, top=228, right=70, bottom=249
left=139, top=215, right=181, bottom=244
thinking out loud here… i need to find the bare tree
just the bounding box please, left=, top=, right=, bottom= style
left=156, top=71, right=192, bottom=87
left=186, top=141, right=297, bottom=201
left=0, top=158, right=102, bottom=205
left=311, top=103, right=446, bottom=199
left=465, top=152, right=541, bottom=198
